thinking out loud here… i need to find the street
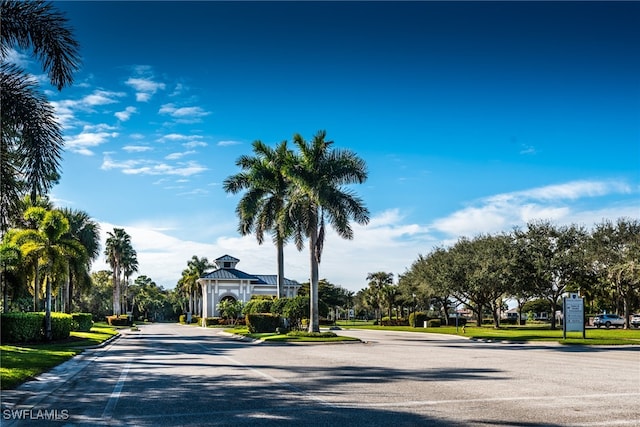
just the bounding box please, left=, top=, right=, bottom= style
left=2, top=323, right=639, bottom=426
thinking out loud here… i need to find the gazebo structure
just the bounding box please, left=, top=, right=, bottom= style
left=197, top=255, right=300, bottom=318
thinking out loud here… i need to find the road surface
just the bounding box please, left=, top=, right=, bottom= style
left=2, top=323, right=639, bottom=426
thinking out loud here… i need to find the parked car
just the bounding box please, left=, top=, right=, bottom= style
left=593, top=314, right=625, bottom=328
left=631, top=314, right=640, bottom=329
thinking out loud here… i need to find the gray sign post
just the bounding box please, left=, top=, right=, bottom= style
left=563, top=293, right=585, bottom=339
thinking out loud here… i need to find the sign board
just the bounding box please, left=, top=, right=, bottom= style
left=563, top=294, right=585, bottom=338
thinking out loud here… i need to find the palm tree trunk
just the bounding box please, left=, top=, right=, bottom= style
left=33, top=260, right=40, bottom=311
left=45, top=276, right=52, bottom=340
left=64, top=263, right=70, bottom=314
left=277, top=238, right=284, bottom=299
left=309, top=219, right=320, bottom=333
left=113, top=264, right=120, bottom=315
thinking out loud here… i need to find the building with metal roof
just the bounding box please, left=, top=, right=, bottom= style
left=197, top=255, right=300, bottom=318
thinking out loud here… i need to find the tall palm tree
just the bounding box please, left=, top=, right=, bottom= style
left=105, top=228, right=133, bottom=316
left=13, top=208, right=85, bottom=339
left=60, top=208, right=100, bottom=313
left=288, top=131, right=369, bottom=332
left=121, top=245, right=138, bottom=314
left=223, top=140, right=295, bottom=298
left=0, top=0, right=80, bottom=232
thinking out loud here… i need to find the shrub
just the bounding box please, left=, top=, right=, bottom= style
left=72, top=313, right=93, bottom=332
left=106, top=315, right=131, bottom=326
left=381, top=318, right=409, bottom=326
left=179, top=314, right=186, bottom=324
left=270, top=297, right=290, bottom=316
left=204, top=317, right=221, bottom=326
left=1, top=312, right=44, bottom=342
left=283, top=296, right=309, bottom=330
left=50, top=313, right=73, bottom=340
left=409, top=312, right=428, bottom=327
left=427, top=319, right=441, bottom=328
left=246, top=313, right=280, bottom=333
left=191, top=315, right=201, bottom=325
left=243, top=298, right=274, bottom=315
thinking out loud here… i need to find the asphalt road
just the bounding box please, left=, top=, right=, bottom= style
left=2, top=323, right=639, bottom=426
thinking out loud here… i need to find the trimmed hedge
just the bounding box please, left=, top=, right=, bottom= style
left=246, top=313, right=280, bottom=333
left=204, top=317, right=221, bottom=326
left=50, top=313, right=73, bottom=340
left=106, top=315, right=131, bottom=326
left=1, top=312, right=44, bottom=342
left=72, top=313, right=93, bottom=332
left=381, top=317, right=409, bottom=326
left=1, top=312, right=73, bottom=342
left=427, top=319, right=441, bottom=328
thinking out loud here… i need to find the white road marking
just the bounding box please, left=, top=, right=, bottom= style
left=101, top=359, right=132, bottom=420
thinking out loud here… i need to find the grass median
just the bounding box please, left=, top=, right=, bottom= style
left=228, top=327, right=360, bottom=343
left=0, top=323, right=119, bottom=390
left=336, top=322, right=640, bottom=345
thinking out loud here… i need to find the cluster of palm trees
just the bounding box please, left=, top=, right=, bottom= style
left=1, top=198, right=100, bottom=339
left=104, top=228, right=138, bottom=316
left=223, top=131, right=370, bottom=332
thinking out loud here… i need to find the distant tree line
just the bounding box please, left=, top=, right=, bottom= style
left=375, top=218, right=639, bottom=329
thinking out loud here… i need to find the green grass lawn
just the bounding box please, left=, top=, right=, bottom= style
left=336, top=323, right=640, bottom=345
left=0, top=325, right=118, bottom=390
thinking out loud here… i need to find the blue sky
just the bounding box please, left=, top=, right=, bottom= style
left=14, top=1, right=640, bottom=291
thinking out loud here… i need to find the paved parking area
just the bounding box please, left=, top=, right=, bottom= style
left=2, top=323, right=639, bottom=426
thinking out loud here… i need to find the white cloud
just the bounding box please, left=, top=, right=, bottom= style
left=165, top=151, right=196, bottom=160
left=183, top=140, right=208, bottom=148
left=82, top=90, right=126, bottom=106
left=115, top=106, right=137, bottom=121
left=157, top=133, right=208, bottom=148
left=125, top=77, right=166, bottom=102
left=159, top=103, right=211, bottom=121
left=122, top=145, right=152, bottom=153
left=65, top=125, right=119, bottom=155
left=101, top=155, right=207, bottom=176
left=51, top=90, right=125, bottom=130
left=3, top=48, right=31, bottom=68
left=217, top=140, right=242, bottom=147
left=431, top=179, right=636, bottom=238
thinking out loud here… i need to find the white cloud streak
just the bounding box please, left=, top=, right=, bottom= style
left=125, top=77, right=166, bottom=102
left=115, top=106, right=137, bottom=121
left=432, top=180, right=635, bottom=237
left=101, top=155, right=207, bottom=176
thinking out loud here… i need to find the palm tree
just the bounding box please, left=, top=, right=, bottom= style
left=0, top=0, right=80, bottom=232
left=179, top=256, right=213, bottom=316
left=288, top=131, right=369, bottom=332
left=366, top=272, right=394, bottom=323
left=60, top=208, right=101, bottom=313
left=13, top=208, right=85, bottom=339
left=223, top=140, right=295, bottom=298
left=0, top=235, right=22, bottom=310
left=121, top=245, right=138, bottom=314
left=105, top=228, right=133, bottom=316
